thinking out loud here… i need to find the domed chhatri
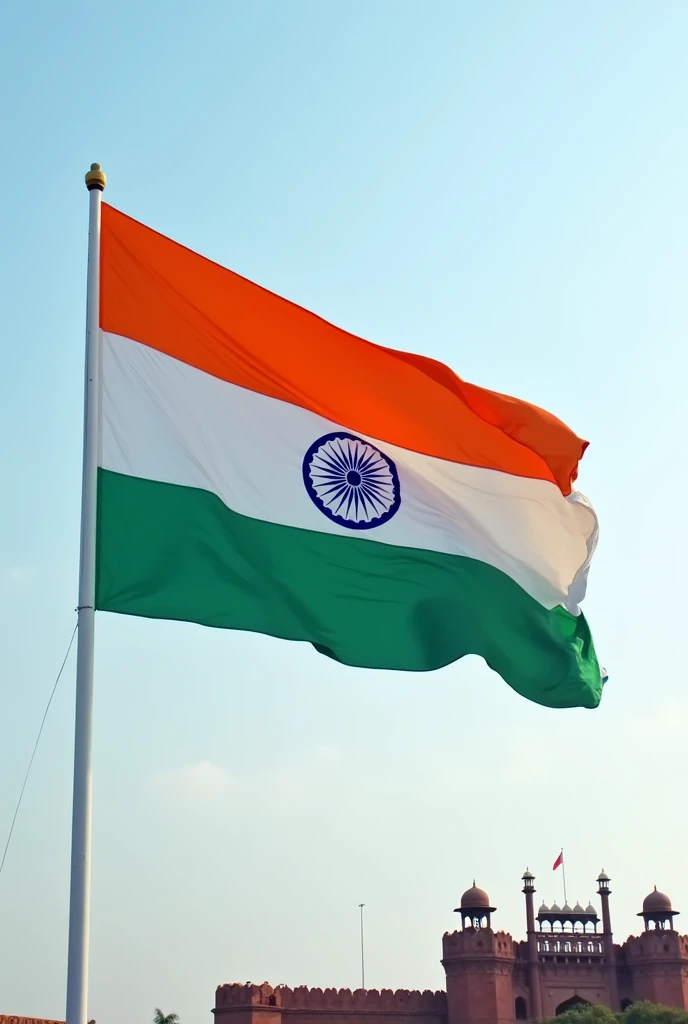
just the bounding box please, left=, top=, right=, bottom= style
left=460, top=884, right=492, bottom=909
left=643, top=887, right=673, bottom=913
left=455, top=882, right=496, bottom=930
left=639, top=886, right=679, bottom=930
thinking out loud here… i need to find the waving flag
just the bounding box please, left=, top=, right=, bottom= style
left=95, top=204, right=603, bottom=709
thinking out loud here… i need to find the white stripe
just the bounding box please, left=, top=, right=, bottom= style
left=100, top=332, right=598, bottom=612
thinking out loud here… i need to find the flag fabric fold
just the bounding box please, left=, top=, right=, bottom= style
left=95, top=203, right=604, bottom=710
left=553, top=852, right=564, bottom=871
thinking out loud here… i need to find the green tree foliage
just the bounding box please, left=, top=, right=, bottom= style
left=542, top=1004, right=618, bottom=1024
left=153, top=1010, right=180, bottom=1024
left=540, top=1003, right=688, bottom=1024
left=622, top=1003, right=688, bottom=1024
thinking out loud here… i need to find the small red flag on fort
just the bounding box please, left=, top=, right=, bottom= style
left=553, top=851, right=564, bottom=871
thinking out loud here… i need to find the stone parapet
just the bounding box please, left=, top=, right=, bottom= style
left=624, top=932, right=688, bottom=963
left=0, top=1018, right=64, bottom=1024
left=215, top=985, right=447, bottom=1015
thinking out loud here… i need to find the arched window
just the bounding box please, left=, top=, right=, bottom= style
left=556, top=996, right=591, bottom=1016
left=621, top=999, right=633, bottom=1012
left=515, top=997, right=528, bottom=1020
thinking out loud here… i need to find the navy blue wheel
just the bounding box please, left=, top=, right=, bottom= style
left=302, top=432, right=401, bottom=530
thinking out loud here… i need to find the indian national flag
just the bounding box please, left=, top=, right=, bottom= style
left=96, top=205, right=602, bottom=709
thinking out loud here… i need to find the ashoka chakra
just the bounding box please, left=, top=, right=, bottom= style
left=302, top=431, right=401, bottom=530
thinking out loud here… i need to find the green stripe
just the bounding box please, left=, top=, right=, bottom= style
left=95, top=470, right=602, bottom=709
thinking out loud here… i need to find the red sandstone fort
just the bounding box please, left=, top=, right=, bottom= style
left=213, top=872, right=688, bottom=1024
left=3, top=870, right=688, bottom=1024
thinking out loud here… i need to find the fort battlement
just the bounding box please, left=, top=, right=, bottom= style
left=624, top=932, right=688, bottom=962
left=442, top=929, right=515, bottom=959
left=215, top=984, right=447, bottom=1013
left=0, top=1018, right=64, bottom=1024
left=210, top=872, right=688, bottom=1024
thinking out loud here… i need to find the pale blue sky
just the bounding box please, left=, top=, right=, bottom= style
left=1, top=2, right=687, bottom=1023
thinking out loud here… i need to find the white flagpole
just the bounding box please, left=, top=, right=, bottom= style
left=66, top=162, right=106, bottom=1024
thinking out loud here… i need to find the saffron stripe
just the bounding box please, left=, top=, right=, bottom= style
left=101, top=204, right=587, bottom=493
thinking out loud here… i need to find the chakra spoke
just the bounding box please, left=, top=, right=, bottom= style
left=311, top=467, right=346, bottom=480
left=343, top=439, right=356, bottom=470
left=318, top=480, right=351, bottom=500
left=357, top=449, right=381, bottom=473
left=317, top=452, right=346, bottom=473
left=333, top=486, right=353, bottom=516
left=322, top=446, right=349, bottom=473
left=358, top=482, right=389, bottom=501
left=360, top=485, right=386, bottom=513
left=358, top=488, right=373, bottom=517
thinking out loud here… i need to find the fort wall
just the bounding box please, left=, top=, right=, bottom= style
left=215, top=983, right=447, bottom=1024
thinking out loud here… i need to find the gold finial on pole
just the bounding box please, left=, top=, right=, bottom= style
left=85, top=162, right=106, bottom=191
